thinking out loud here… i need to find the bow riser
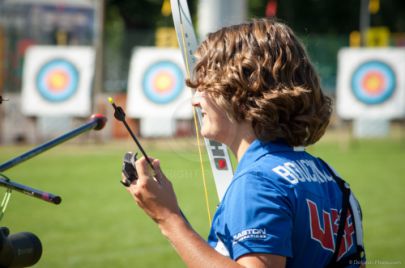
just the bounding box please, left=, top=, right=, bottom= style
left=171, top=0, right=234, bottom=201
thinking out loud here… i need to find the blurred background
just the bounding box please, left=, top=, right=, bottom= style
left=0, top=0, right=404, bottom=142
left=0, top=0, right=404, bottom=267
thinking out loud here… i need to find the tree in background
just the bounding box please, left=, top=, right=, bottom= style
left=107, top=0, right=405, bottom=34
left=250, top=0, right=405, bottom=34
left=103, top=0, right=405, bottom=92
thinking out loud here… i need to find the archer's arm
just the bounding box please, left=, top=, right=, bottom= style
left=125, top=157, right=286, bottom=268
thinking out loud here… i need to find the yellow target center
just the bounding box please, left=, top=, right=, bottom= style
left=47, top=71, right=69, bottom=91
left=363, top=72, right=384, bottom=94
left=365, top=76, right=382, bottom=92
left=154, top=72, right=173, bottom=92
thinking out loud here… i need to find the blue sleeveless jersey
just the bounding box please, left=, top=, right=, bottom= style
left=208, top=139, right=365, bottom=267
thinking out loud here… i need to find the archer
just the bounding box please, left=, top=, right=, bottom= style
left=120, top=19, right=366, bottom=268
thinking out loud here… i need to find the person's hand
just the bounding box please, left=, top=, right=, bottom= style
left=124, top=157, right=181, bottom=225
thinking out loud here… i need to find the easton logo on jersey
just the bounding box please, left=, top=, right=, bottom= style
left=307, top=199, right=355, bottom=260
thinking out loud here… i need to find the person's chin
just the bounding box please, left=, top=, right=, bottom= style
left=201, top=130, right=223, bottom=144
left=200, top=128, right=213, bottom=140
left=200, top=129, right=209, bottom=139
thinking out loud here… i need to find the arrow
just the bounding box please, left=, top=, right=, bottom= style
left=108, top=97, right=158, bottom=183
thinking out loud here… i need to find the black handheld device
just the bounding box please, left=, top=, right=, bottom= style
left=121, top=152, right=138, bottom=187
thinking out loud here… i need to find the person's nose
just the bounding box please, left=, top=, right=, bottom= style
left=191, top=90, right=202, bottom=108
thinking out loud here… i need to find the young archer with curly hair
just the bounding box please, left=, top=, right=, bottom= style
left=188, top=19, right=332, bottom=147
left=123, top=18, right=365, bottom=268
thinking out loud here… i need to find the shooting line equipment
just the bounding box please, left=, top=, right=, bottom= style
left=0, top=114, right=107, bottom=172
left=171, top=0, right=234, bottom=222
left=0, top=226, right=42, bottom=267
left=0, top=114, right=107, bottom=215
left=0, top=113, right=106, bottom=267
left=108, top=97, right=158, bottom=185
left=0, top=174, right=61, bottom=206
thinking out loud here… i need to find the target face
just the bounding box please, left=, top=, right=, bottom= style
left=142, top=60, right=184, bottom=104
left=351, top=60, right=396, bottom=105
left=36, top=58, right=79, bottom=102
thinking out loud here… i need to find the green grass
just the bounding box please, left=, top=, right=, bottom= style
left=0, top=136, right=404, bottom=267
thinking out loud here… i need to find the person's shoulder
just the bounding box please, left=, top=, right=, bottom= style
left=261, top=151, right=336, bottom=186
left=252, top=152, right=306, bottom=183
left=231, top=154, right=298, bottom=194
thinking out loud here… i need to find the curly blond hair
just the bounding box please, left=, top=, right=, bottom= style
left=186, top=18, right=332, bottom=146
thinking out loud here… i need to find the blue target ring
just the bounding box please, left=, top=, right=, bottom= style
left=142, top=60, right=184, bottom=105
left=36, top=58, right=79, bottom=102
left=351, top=60, right=396, bottom=105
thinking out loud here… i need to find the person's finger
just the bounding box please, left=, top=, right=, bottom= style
left=152, top=159, right=172, bottom=186
left=121, top=172, right=134, bottom=187
left=151, top=159, right=162, bottom=178
left=135, top=156, right=152, bottom=179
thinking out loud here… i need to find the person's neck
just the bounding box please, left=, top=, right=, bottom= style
left=227, top=122, right=256, bottom=162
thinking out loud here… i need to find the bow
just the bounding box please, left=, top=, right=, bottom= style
left=170, top=0, right=234, bottom=221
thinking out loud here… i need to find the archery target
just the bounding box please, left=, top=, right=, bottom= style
left=351, top=60, right=396, bottom=105
left=36, top=58, right=79, bottom=102
left=337, top=48, right=405, bottom=119
left=142, top=60, right=184, bottom=104
left=126, top=47, right=192, bottom=122
left=22, top=46, right=95, bottom=116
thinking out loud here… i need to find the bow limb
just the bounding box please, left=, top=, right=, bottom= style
left=170, top=0, right=234, bottom=216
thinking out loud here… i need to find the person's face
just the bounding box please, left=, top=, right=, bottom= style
left=191, top=90, right=234, bottom=144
